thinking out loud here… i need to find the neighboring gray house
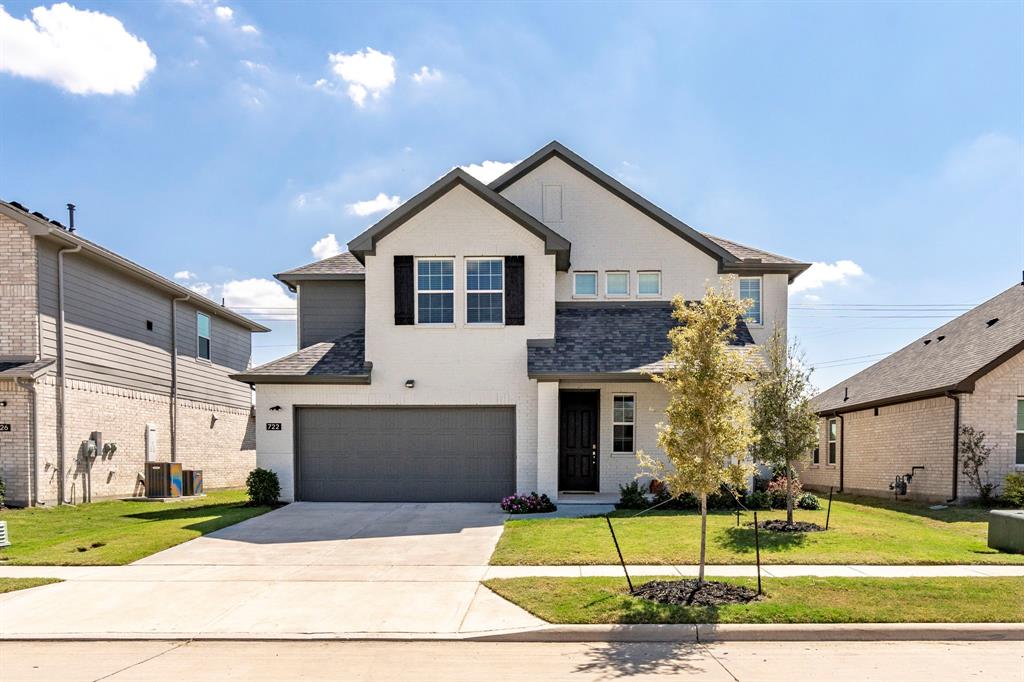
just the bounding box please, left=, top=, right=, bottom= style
left=0, top=201, right=269, bottom=507
left=805, top=283, right=1024, bottom=502
left=234, top=141, right=809, bottom=503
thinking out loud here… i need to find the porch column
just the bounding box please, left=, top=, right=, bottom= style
left=536, top=380, right=559, bottom=498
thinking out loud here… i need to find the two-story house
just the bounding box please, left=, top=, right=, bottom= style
left=234, top=142, right=809, bottom=503
left=0, top=201, right=268, bottom=507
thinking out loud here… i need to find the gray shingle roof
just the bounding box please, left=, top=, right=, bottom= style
left=702, top=234, right=804, bottom=266
left=812, top=283, right=1024, bottom=414
left=231, top=329, right=370, bottom=384
left=275, top=252, right=366, bottom=285
left=528, top=303, right=755, bottom=378
left=0, top=358, right=56, bottom=379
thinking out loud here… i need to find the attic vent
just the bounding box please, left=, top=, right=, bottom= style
left=986, top=318, right=999, bottom=327
left=923, top=339, right=931, bottom=345
left=936, top=335, right=945, bottom=342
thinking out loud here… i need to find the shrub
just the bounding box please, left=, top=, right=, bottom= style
left=960, top=426, right=997, bottom=502
left=797, top=493, right=821, bottom=510
left=766, top=476, right=803, bottom=509
left=746, top=490, right=771, bottom=510
left=1003, top=472, right=1024, bottom=508
left=245, top=468, right=281, bottom=506
left=501, top=492, right=556, bottom=514
left=617, top=481, right=649, bottom=510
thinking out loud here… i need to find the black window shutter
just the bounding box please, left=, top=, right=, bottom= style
left=394, top=255, right=414, bottom=325
left=505, top=255, right=525, bottom=326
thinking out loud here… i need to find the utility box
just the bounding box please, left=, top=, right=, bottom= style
left=182, top=470, right=203, bottom=497
left=988, top=510, right=1024, bottom=554
left=145, top=424, right=158, bottom=461
left=145, top=462, right=183, bottom=498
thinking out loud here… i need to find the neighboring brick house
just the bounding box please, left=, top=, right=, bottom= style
left=233, top=141, right=810, bottom=503
left=804, top=283, right=1024, bottom=502
left=0, top=201, right=269, bottom=507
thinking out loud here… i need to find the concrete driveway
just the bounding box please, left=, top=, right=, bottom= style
left=0, top=503, right=544, bottom=639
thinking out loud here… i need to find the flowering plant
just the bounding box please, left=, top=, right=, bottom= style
left=501, top=492, right=557, bottom=514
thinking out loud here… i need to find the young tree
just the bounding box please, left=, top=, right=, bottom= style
left=637, top=282, right=755, bottom=583
left=960, top=425, right=995, bottom=502
left=749, top=329, right=819, bottom=524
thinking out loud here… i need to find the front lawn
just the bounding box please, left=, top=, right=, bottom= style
left=491, top=495, right=1024, bottom=565
left=0, top=489, right=273, bottom=565
left=484, top=576, right=1024, bottom=624
left=0, top=578, right=62, bottom=594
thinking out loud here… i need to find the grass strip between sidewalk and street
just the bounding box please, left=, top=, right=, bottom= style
left=483, top=576, right=1024, bottom=624
left=491, top=495, right=1024, bottom=565
left=0, top=489, right=272, bottom=565
left=0, top=578, right=62, bottom=594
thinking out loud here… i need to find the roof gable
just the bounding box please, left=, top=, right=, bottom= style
left=347, top=168, right=571, bottom=270
left=812, top=283, right=1024, bottom=413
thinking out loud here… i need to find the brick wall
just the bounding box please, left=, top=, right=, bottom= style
left=0, top=215, right=39, bottom=359
left=0, top=381, right=33, bottom=506
left=960, top=350, right=1024, bottom=496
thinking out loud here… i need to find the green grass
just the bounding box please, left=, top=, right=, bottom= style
left=484, top=576, right=1024, bottom=624
left=0, top=489, right=272, bottom=565
left=491, top=495, right=1024, bottom=565
left=0, top=578, right=62, bottom=594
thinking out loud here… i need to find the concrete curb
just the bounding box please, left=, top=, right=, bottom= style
left=3, top=623, right=1021, bottom=643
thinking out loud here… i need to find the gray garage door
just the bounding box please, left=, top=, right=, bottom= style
left=295, top=406, right=516, bottom=502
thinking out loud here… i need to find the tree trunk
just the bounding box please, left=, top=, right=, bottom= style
left=786, top=463, right=794, bottom=525
left=698, top=492, right=708, bottom=584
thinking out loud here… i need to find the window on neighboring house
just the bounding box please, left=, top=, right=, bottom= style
left=466, top=258, right=503, bottom=324
left=638, top=271, right=661, bottom=297
left=573, top=272, right=597, bottom=298
left=613, top=394, right=636, bottom=454
left=812, top=446, right=820, bottom=465
left=416, top=258, right=454, bottom=324
left=827, top=418, right=837, bottom=464
left=197, top=312, right=211, bottom=361
left=606, top=271, right=629, bottom=297
left=740, top=277, right=762, bottom=325
left=1017, top=399, right=1024, bottom=465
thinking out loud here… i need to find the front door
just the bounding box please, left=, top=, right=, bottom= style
left=559, top=390, right=599, bottom=492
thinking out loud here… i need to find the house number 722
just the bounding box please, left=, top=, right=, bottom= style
left=265, top=423, right=282, bottom=431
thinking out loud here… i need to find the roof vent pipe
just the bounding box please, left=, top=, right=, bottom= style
left=66, top=203, right=76, bottom=232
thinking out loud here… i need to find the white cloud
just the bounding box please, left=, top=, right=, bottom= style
left=214, top=5, right=233, bottom=20
left=411, top=66, right=442, bottom=83
left=328, top=47, right=395, bottom=106
left=240, top=59, right=267, bottom=71
left=188, top=282, right=213, bottom=297
left=347, top=192, right=401, bottom=217
left=311, top=231, right=344, bottom=258
left=458, top=160, right=521, bottom=183
left=174, top=270, right=197, bottom=281
left=801, top=293, right=821, bottom=302
left=221, top=278, right=295, bottom=320
left=790, top=260, right=865, bottom=293
left=240, top=23, right=258, bottom=34
left=0, top=2, right=156, bottom=95
left=311, top=234, right=342, bottom=260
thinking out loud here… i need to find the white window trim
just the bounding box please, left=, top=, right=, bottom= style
left=827, top=418, right=837, bottom=466
left=573, top=271, right=598, bottom=299
left=415, top=257, right=455, bottom=327
left=612, top=393, right=636, bottom=455
left=605, top=271, right=630, bottom=298
left=637, top=271, right=662, bottom=298
left=740, top=276, right=763, bottom=326
left=1016, top=398, right=1024, bottom=467
left=465, top=257, right=504, bottom=326
left=196, top=312, right=212, bottom=362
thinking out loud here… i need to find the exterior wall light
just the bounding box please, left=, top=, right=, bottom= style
left=405, top=379, right=415, bottom=388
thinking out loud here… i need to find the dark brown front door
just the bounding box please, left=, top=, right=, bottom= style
left=559, top=390, right=599, bottom=492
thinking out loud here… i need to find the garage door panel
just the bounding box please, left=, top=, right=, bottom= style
left=295, top=406, right=515, bottom=502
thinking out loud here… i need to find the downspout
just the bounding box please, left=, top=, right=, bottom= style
left=837, top=413, right=845, bottom=493
left=946, top=392, right=960, bottom=503
left=170, top=295, right=190, bottom=462
left=56, top=243, right=81, bottom=505
left=17, top=378, right=39, bottom=507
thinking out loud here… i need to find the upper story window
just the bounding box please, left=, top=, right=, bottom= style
left=740, top=277, right=762, bottom=325
left=573, top=272, right=597, bottom=298
left=416, top=258, right=454, bottom=324
left=1016, top=399, right=1024, bottom=465
left=196, top=312, right=211, bottom=361
left=613, top=394, right=636, bottom=454
left=606, top=271, right=629, bottom=297
left=827, top=418, right=838, bottom=464
left=638, top=271, right=661, bottom=297
left=466, top=258, right=504, bottom=324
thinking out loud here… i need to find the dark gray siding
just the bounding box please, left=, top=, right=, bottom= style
left=38, top=242, right=253, bottom=408
left=298, top=280, right=365, bottom=348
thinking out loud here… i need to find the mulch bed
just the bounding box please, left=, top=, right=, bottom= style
left=632, top=579, right=759, bottom=606
left=754, top=520, right=825, bottom=533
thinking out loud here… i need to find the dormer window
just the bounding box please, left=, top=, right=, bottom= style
left=573, top=272, right=597, bottom=298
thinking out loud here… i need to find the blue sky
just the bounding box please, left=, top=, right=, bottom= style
left=2, top=1, right=1021, bottom=389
